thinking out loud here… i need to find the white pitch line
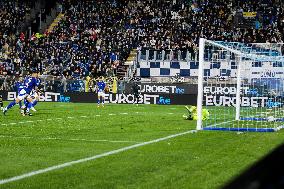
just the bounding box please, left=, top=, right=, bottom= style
left=0, top=130, right=197, bottom=185
left=204, top=120, right=234, bottom=128
left=0, top=135, right=139, bottom=143
left=0, top=115, right=85, bottom=127
left=67, top=138, right=138, bottom=143
left=80, top=139, right=139, bottom=143
left=1, top=111, right=146, bottom=127
left=1, top=112, right=148, bottom=127
left=0, top=136, right=30, bottom=139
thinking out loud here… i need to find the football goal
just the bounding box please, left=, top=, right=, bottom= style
left=196, top=38, right=284, bottom=132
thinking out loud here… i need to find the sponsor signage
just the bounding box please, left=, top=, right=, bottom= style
left=124, top=83, right=198, bottom=94
left=6, top=92, right=71, bottom=102
left=105, top=94, right=159, bottom=104
left=0, top=91, right=197, bottom=105
left=203, top=86, right=283, bottom=108
left=104, top=93, right=196, bottom=105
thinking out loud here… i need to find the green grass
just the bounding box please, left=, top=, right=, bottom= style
left=0, top=102, right=284, bottom=189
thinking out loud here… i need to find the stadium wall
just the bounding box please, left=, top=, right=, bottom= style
left=1, top=80, right=282, bottom=106
left=137, top=60, right=284, bottom=77
left=0, top=91, right=197, bottom=105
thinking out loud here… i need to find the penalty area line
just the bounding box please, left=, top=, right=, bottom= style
left=0, top=129, right=197, bottom=185
left=0, top=135, right=141, bottom=143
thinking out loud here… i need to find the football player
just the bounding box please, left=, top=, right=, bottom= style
left=96, top=77, right=106, bottom=107
left=132, top=82, right=140, bottom=106
left=15, top=77, right=25, bottom=111
left=183, top=106, right=209, bottom=120
left=29, top=78, right=41, bottom=112
left=3, top=70, right=40, bottom=116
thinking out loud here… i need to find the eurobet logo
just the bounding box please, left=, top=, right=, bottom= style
left=175, top=87, right=184, bottom=94
left=39, top=92, right=71, bottom=102
left=158, top=96, right=171, bottom=105
left=104, top=94, right=171, bottom=105
left=7, top=92, right=71, bottom=103
left=140, top=84, right=185, bottom=94
left=59, top=95, right=71, bottom=102
left=246, top=88, right=259, bottom=96
left=266, top=99, right=282, bottom=108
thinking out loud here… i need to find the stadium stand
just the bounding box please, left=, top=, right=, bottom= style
left=0, top=0, right=35, bottom=35
left=0, top=0, right=283, bottom=80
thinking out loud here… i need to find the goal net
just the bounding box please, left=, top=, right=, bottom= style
left=196, top=38, right=284, bottom=132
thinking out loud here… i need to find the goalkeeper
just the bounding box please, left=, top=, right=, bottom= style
left=183, top=105, right=209, bottom=120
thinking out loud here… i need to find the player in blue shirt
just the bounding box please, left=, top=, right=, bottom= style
left=97, top=77, right=106, bottom=107
left=3, top=70, right=40, bottom=116
left=15, top=79, right=24, bottom=92
left=14, top=78, right=25, bottom=111
left=29, top=78, right=42, bottom=112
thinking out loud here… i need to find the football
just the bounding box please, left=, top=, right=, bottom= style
left=267, top=116, right=275, bottom=122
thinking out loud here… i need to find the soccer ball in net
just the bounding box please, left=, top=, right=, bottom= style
left=267, top=116, right=275, bottom=122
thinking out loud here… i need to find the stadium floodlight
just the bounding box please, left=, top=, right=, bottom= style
left=197, top=38, right=284, bottom=132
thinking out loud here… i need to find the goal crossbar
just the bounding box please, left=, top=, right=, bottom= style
left=206, top=40, right=284, bottom=62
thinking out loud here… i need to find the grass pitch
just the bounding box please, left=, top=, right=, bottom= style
left=0, top=102, right=284, bottom=189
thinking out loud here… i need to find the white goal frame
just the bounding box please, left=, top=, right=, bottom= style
left=196, top=38, right=284, bottom=132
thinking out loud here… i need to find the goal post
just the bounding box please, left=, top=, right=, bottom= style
left=197, top=38, right=284, bottom=132
left=196, top=38, right=205, bottom=130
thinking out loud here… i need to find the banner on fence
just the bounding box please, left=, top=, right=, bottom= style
left=0, top=91, right=197, bottom=105
left=124, top=83, right=198, bottom=94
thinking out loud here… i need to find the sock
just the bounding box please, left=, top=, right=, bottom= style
left=102, top=98, right=104, bottom=105
left=26, top=102, right=33, bottom=113
left=97, top=98, right=100, bottom=106
left=24, top=99, right=29, bottom=107
left=32, top=100, right=38, bottom=107
left=19, top=101, right=22, bottom=109
left=6, top=100, right=16, bottom=110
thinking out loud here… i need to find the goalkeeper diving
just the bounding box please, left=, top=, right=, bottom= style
left=183, top=106, right=209, bottom=120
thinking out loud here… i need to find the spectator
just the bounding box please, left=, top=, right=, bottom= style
left=0, top=0, right=283, bottom=79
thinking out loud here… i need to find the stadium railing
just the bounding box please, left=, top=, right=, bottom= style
left=138, top=48, right=197, bottom=62
left=0, top=75, right=122, bottom=93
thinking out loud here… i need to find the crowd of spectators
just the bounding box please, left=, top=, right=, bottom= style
left=0, top=0, right=33, bottom=36
left=0, top=0, right=283, bottom=80
left=0, top=0, right=35, bottom=76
